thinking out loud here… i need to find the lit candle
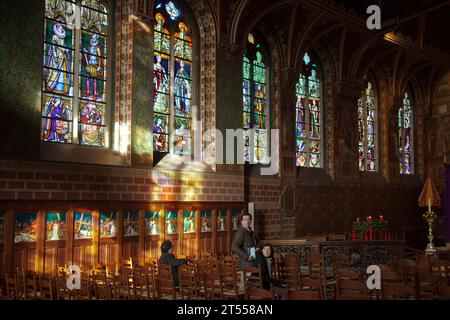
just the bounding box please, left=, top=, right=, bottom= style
left=427, top=197, right=431, bottom=214
left=380, top=215, right=384, bottom=222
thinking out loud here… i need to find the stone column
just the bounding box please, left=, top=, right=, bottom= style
left=130, top=13, right=154, bottom=166
left=279, top=68, right=299, bottom=238
left=333, top=81, right=364, bottom=182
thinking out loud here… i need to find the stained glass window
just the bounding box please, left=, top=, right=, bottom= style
left=358, top=80, right=377, bottom=172
left=153, top=2, right=193, bottom=155
left=243, top=34, right=269, bottom=164
left=295, top=53, right=322, bottom=168
left=399, top=92, right=413, bottom=174
left=42, top=0, right=109, bottom=147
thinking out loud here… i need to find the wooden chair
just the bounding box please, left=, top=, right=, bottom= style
left=222, top=263, right=241, bottom=299
left=111, top=272, right=132, bottom=300
left=300, top=277, right=323, bottom=300
left=204, top=266, right=224, bottom=300
left=5, top=273, right=21, bottom=300
left=336, top=278, right=370, bottom=300
left=157, top=264, right=177, bottom=300
left=245, top=287, right=274, bottom=300
left=94, top=281, right=113, bottom=300
left=74, top=278, right=92, bottom=300
left=22, top=275, right=38, bottom=300
left=132, top=271, right=152, bottom=300
left=38, top=277, right=54, bottom=300
left=244, top=265, right=263, bottom=290
left=382, top=282, right=416, bottom=300
left=56, top=275, right=72, bottom=300
left=178, top=264, right=200, bottom=300
left=282, top=253, right=302, bottom=291
left=288, top=289, right=321, bottom=300
left=417, top=272, right=440, bottom=300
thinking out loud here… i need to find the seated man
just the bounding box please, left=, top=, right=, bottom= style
left=232, top=212, right=271, bottom=290
left=158, top=240, right=188, bottom=287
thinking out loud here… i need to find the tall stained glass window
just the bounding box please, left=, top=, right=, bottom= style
left=153, top=1, right=193, bottom=155
left=358, top=80, right=377, bottom=171
left=243, top=33, right=268, bottom=164
left=295, top=53, right=322, bottom=168
left=399, top=92, right=413, bottom=174
left=42, top=0, right=109, bottom=147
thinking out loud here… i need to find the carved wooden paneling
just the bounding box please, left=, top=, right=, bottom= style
left=99, top=238, right=118, bottom=265
left=14, top=244, right=37, bottom=273
left=144, top=237, right=160, bottom=261
left=123, top=237, right=139, bottom=262
left=73, top=240, right=93, bottom=268
left=182, top=233, right=197, bottom=257
left=216, top=233, right=227, bottom=255
left=200, top=233, right=213, bottom=254
left=44, top=240, right=66, bottom=271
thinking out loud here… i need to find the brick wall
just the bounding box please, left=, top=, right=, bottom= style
left=0, top=160, right=244, bottom=202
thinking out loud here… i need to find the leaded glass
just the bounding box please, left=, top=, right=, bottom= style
left=358, top=81, right=377, bottom=171
left=399, top=92, right=413, bottom=174
left=295, top=53, right=322, bottom=167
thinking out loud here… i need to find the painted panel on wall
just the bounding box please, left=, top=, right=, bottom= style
left=100, top=212, right=117, bottom=238
left=46, top=212, right=67, bottom=241
left=201, top=211, right=212, bottom=232
left=183, top=211, right=195, bottom=233
left=165, top=211, right=178, bottom=234
left=217, top=210, right=227, bottom=231
left=145, top=211, right=159, bottom=235
left=74, top=212, right=93, bottom=239
left=14, top=213, right=38, bottom=243
left=124, top=211, right=139, bottom=237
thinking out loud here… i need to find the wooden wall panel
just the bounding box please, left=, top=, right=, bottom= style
left=14, top=245, right=37, bottom=273
left=73, top=241, right=93, bottom=268
left=99, top=239, right=118, bottom=265
left=1, top=205, right=245, bottom=274
left=144, top=238, right=160, bottom=261
left=200, top=234, right=213, bottom=254
left=122, top=238, right=139, bottom=262
left=216, top=233, right=228, bottom=255
left=44, top=241, right=66, bottom=271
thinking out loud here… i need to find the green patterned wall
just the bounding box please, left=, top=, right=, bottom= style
left=0, top=0, right=43, bottom=159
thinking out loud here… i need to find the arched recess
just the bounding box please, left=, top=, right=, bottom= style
left=147, top=0, right=217, bottom=163
left=294, top=44, right=336, bottom=178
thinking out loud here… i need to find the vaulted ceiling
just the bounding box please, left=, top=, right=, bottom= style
left=216, top=0, right=450, bottom=99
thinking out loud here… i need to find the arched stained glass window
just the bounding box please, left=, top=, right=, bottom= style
left=42, top=0, right=109, bottom=147
left=295, top=52, right=322, bottom=168
left=153, top=1, right=193, bottom=156
left=399, top=92, right=413, bottom=174
left=243, top=33, right=269, bottom=164
left=358, top=80, right=377, bottom=172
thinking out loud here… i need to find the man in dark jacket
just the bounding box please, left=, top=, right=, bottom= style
left=232, top=212, right=271, bottom=289
left=159, top=240, right=188, bottom=287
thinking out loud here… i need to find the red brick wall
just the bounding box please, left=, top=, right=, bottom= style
left=0, top=160, right=244, bottom=202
